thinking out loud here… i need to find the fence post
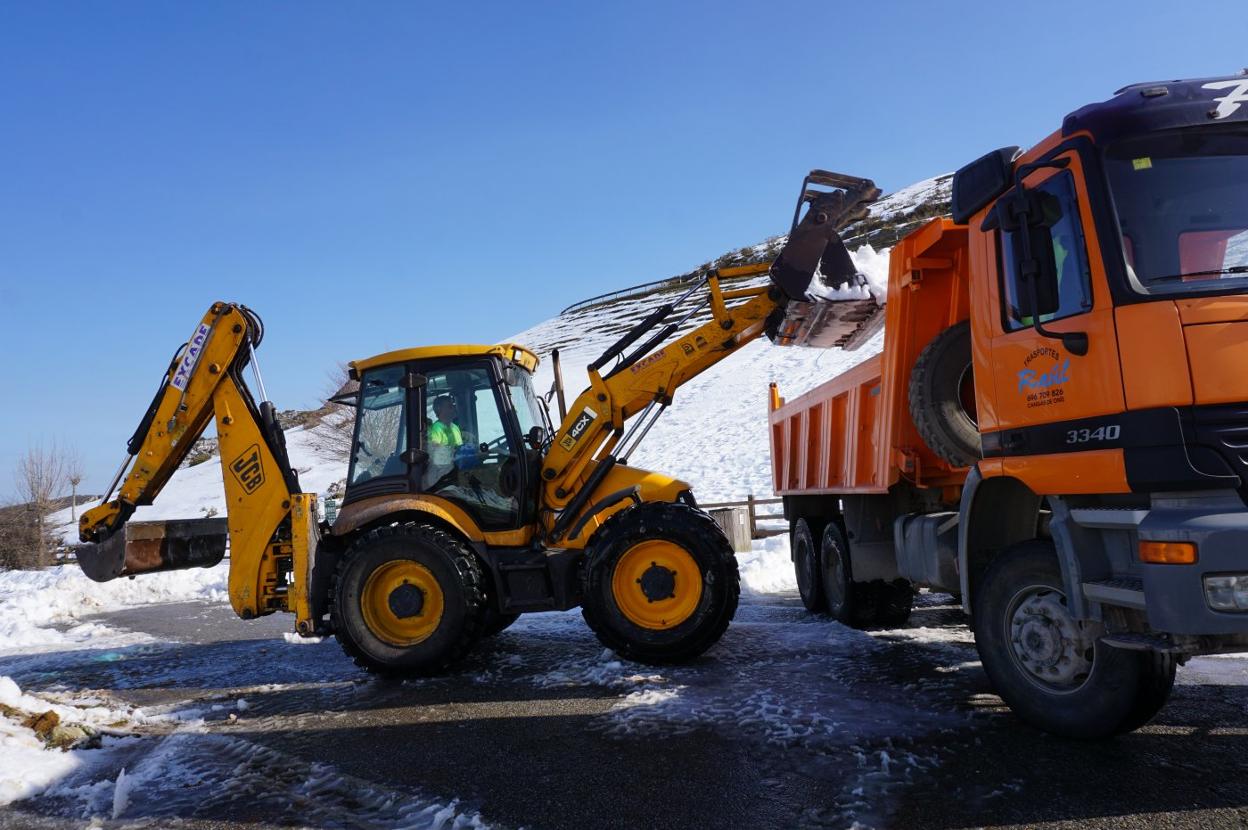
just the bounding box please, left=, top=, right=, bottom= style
left=746, top=494, right=758, bottom=539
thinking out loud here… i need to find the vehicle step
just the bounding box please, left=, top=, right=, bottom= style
left=1069, top=507, right=1148, bottom=530
left=1099, top=631, right=1183, bottom=654
left=1082, top=577, right=1146, bottom=610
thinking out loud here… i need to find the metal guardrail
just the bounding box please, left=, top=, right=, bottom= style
left=559, top=272, right=703, bottom=316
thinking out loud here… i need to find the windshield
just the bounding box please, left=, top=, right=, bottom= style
left=1105, top=128, right=1248, bottom=296
left=506, top=367, right=547, bottom=438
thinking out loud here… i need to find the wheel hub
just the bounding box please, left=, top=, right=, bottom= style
left=388, top=582, right=425, bottom=619
left=361, top=560, right=445, bottom=647
left=610, top=540, right=703, bottom=631
left=638, top=563, right=677, bottom=602
left=1008, top=588, right=1094, bottom=691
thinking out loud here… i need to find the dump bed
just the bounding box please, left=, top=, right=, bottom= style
left=770, top=218, right=973, bottom=497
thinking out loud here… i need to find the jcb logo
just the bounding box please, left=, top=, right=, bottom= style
left=558, top=407, right=598, bottom=452
left=230, top=444, right=265, bottom=495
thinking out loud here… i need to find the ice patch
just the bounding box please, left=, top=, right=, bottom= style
left=111, top=767, right=132, bottom=819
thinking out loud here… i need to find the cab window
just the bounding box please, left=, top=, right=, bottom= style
left=348, top=365, right=408, bottom=486
left=421, top=364, right=519, bottom=529
left=999, top=171, right=1093, bottom=332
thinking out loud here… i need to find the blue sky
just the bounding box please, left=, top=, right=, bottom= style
left=0, top=1, right=1241, bottom=498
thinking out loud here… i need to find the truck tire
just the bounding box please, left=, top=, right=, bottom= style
left=972, top=540, right=1165, bottom=738
left=1116, top=651, right=1177, bottom=734
left=820, top=523, right=878, bottom=627
left=909, top=321, right=979, bottom=468
left=330, top=522, right=486, bottom=676
left=792, top=517, right=826, bottom=612
left=582, top=502, right=740, bottom=665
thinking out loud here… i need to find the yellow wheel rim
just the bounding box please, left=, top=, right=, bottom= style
left=360, top=561, right=445, bottom=646
left=610, top=540, right=703, bottom=630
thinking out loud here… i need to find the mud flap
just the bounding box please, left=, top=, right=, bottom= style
left=76, top=518, right=228, bottom=583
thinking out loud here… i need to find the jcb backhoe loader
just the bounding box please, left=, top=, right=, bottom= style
left=77, top=171, right=882, bottom=675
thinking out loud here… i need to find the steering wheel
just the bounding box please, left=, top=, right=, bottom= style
left=479, top=435, right=511, bottom=455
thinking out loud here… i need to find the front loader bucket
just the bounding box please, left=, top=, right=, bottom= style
left=76, top=518, right=228, bottom=583
left=767, top=170, right=883, bottom=350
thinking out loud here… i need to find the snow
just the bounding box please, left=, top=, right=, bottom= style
left=110, top=768, right=132, bottom=819
left=0, top=560, right=229, bottom=656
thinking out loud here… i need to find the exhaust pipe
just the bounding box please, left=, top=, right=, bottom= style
left=76, top=518, right=228, bottom=583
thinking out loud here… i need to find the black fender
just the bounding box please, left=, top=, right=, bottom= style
left=957, top=466, right=1042, bottom=615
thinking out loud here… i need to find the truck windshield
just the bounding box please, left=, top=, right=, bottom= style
left=1105, top=128, right=1248, bottom=296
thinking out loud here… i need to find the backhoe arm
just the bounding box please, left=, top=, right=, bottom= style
left=77, top=302, right=321, bottom=630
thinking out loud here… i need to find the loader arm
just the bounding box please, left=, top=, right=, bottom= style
left=540, top=170, right=880, bottom=542
left=77, top=302, right=322, bottom=631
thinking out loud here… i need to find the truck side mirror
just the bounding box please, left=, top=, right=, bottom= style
left=1014, top=224, right=1061, bottom=320
left=993, top=185, right=1088, bottom=355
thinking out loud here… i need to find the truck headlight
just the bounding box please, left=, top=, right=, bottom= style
left=1204, top=574, right=1248, bottom=612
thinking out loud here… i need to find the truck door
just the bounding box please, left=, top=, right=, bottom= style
left=983, top=153, right=1128, bottom=491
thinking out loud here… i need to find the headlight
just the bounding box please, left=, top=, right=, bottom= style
left=1204, top=574, right=1248, bottom=612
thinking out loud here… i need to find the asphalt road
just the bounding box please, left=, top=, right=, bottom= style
left=1, top=593, right=1246, bottom=830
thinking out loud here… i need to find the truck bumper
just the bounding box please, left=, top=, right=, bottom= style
left=1138, top=497, right=1248, bottom=636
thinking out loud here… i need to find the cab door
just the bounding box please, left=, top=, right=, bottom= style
left=419, top=360, right=526, bottom=531
left=983, top=152, right=1128, bottom=492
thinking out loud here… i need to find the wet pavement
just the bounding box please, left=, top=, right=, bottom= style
left=1, top=593, right=1245, bottom=829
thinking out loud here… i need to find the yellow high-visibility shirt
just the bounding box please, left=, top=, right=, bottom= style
left=429, top=420, right=463, bottom=448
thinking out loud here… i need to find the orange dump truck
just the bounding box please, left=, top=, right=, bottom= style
left=769, top=73, right=1248, bottom=738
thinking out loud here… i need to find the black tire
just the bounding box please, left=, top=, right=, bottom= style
left=973, top=540, right=1162, bottom=739
left=582, top=502, right=740, bottom=665
left=1116, top=651, right=1177, bottom=734
left=819, top=523, right=877, bottom=627
left=792, top=517, right=826, bottom=612
left=480, top=606, right=520, bottom=638
left=909, top=321, right=979, bottom=468
left=330, top=522, right=486, bottom=677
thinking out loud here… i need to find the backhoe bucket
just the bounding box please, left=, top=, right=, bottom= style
left=76, top=518, right=228, bottom=583
left=768, top=170, right=883, bottom=349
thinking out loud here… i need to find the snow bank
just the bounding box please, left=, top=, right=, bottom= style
left=738, top=535, right=796, bottom=595
left=0, top=675, right=171, bottom=808
left=0, top=562, right=229, bottom=655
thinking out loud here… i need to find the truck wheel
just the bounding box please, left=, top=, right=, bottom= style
left=820, top=523, right=877, bottom=627
left=1116, top=651, right=1177, bottom=734
left=973, top=540, right=1150, bottom=738
left=582, top=502, right=740, bottom=665
left=909, top=321, right=979, bottom=468
left=330, top=523, right=486, bottom=676
left=792, top=517, right=826, bottom=612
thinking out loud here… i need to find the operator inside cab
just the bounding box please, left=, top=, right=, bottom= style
left=424, top=395, right=478, bottom=488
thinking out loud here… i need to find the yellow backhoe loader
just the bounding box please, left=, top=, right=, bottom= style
left=77, top=171, right=881, bottom=674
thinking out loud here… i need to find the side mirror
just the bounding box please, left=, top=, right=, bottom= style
left=1013, top=225, right=1061, bottom=319
left=1001, top=189, right=1062, bottom=320
left=526, top=425, right=547, bottom=450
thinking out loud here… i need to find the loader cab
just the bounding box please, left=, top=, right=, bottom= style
left=342, top=344, right=549, bottom=532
